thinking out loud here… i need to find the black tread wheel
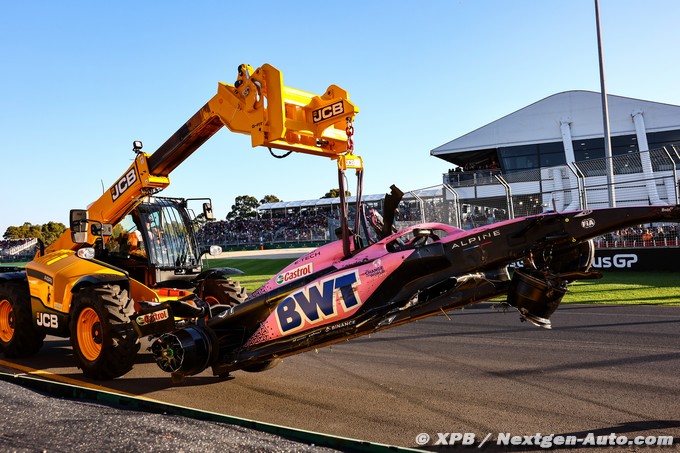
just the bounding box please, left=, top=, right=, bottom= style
left=200, top=278, right=247, bottom=307
left=69, top=284, right=140, bottom=380
left=0, top=281, right=45, bottom=358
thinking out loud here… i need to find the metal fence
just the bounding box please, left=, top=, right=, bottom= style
left=441, top=144, right=680, bottom=224
left=200, top=145, right=680, bottom=250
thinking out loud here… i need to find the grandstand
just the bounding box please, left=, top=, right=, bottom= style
left=196, top=144, right=680, bottom=257
left=0, top=238, right=38, bottom=261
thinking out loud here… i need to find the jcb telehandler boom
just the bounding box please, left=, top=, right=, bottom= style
left=0, top=63, right=359, bottom=379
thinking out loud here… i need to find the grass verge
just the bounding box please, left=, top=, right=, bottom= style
left=564, top=271, right=680, bottom=306
left=207, top=258, right=296, bottom=294
left=210, top=258, right=680, bottom=307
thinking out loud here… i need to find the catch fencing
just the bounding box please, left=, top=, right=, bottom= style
left=204, top=145, right=680, bottom=250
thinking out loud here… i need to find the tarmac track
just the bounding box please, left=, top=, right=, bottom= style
left=1, top=302, right=679, bottom=451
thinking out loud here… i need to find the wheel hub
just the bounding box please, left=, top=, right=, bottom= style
left=0, top=299, right=15, bottom=343
left=77, top=307, right=103, bottom=361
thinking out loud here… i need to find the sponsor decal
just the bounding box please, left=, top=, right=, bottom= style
left=276, top=263, right=313, bottom=285
left=451, top=230, right=500, bottom=249
left=135, top=309, right=170, bottom=326
left=249, top=285, right=269, bottom=299
left=293, top=250, right=321, bottom=264
left=312, top=101, right=344, bottom=124
left=580, top=218, right=596, bottom=228
left=324, top=319, right=356, bottom=333
left=36, top=312, right=58, bottom=329
left=365, top=259, right=386, bottom=278
left=592, top=254, right=638, bottom=269
left=111, top=168, right=137, bottom=201
left=276, top=270, right=362, bottom=334
left=26, top=269, right=54, bottom=286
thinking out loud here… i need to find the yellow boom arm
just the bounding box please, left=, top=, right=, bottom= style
left=45, top=63, right=358, bottom=252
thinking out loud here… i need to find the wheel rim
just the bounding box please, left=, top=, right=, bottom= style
left=204, top=295, right=219, bottom=306
left=0, top=298, right=14, bottom=343
left=77, top=307, right=102, bottom=361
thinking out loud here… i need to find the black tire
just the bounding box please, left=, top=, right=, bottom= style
left=0, top=281, right=45, bottom=358
left=69, top=284, right=140, bottom=380
left=199, top=278, right=247, bottom=307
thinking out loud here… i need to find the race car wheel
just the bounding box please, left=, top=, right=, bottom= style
left=199, top=278, right=247, bottom=307
left=69, top=284, right=139, bottom=380
left=0, top=282, right=44, bottom=357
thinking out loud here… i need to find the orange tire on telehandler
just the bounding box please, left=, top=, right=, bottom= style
left=0, top=281, right=44, bottom=358
left=69, top=284, right=140, bottom=379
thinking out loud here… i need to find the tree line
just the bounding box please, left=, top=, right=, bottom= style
left=3, top=222, right=67, bottom=247
left=3, top=188, right=350, bottom=245
left=226, top=189, right=350, bottom=221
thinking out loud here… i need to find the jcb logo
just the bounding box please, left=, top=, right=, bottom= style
left=111, top=168, right=137, bottom=201
left=312, top=101, right=344, bottom=124
left=37, top=312, right=59, bottom=329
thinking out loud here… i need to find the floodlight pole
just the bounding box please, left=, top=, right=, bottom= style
left=595, top=0, right=616, bottom=207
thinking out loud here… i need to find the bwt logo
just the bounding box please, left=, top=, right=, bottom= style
left=592, top=254, right=638, bottom=269
left=276, top=271, right=361, bottom=334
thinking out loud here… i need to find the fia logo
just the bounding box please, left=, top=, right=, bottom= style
left=581, top=218, right=596, bottom=228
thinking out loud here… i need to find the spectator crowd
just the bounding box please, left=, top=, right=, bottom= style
left=195, top=209, right=680, bottom=251
left=196, top=213, right=329, bottom=246
left=595, top=225, right=680, bottom=247
left=0, top=238, right=37, bottom=257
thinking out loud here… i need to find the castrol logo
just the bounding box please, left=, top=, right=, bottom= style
left=136, top=309, right=169, bottom=326
left=276, top=263, right=313, bottom=285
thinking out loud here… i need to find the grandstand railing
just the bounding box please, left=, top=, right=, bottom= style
left=0, top=238, right=38, bottom=257
left=196, top=145, right=680, bottom=251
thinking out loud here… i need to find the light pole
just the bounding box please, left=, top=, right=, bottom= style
left=595, top=0, right=616, bottom=207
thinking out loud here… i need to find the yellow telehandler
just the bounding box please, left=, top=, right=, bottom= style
left=0, top=63, right=359, bottom=379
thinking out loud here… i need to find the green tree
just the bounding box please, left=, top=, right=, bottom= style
left=41, top=222, right=67, bottom=246
left=259, top=194, right=282, bottom=205
left=3, top=221, right=66, bottom=247
left=321, top=188, right=351, bottom=199
left=226, top=195, right=259, bottom=221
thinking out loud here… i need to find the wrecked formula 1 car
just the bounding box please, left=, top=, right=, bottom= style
left=138, top=186, right=680, bottom=381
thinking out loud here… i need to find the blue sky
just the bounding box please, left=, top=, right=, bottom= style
left=1, top=0, right=679, bottom=234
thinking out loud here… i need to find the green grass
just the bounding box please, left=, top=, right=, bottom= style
left=207, top=258, right=296, bottom=293
left=564, top=272, right=680, bottom=306
left=10, top=256, right=680, bottom=306
left=209, top=258, right=680, bottom=307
